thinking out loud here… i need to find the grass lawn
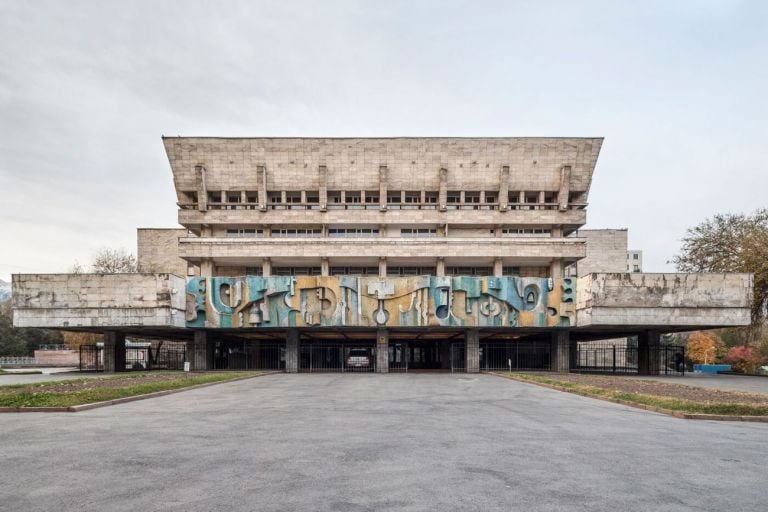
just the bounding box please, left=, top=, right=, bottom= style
left=0, top=371, right=258, bottom=408
left=500, top=372, right=768, bottom=417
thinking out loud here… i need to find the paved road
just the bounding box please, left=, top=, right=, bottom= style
left=1, top=374, right=766, bottom=512
left=636, top=373, right=768, bottom=395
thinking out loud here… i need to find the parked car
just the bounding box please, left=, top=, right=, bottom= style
left=346, top=349, right=371, bottom=369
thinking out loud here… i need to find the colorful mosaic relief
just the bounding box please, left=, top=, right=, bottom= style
left=186, top=276, right=575, bottom=329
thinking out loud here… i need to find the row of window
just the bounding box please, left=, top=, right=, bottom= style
left=241, top=266, right=523, bottom=277
left=183, top=190, right=583, bottom=206
left=225, top=228, right=552, bottom=238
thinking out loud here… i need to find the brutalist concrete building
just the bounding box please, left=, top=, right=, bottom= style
left=12, top=137, right=753, bottom=374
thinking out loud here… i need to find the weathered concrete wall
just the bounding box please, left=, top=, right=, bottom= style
left=576, top=273, right=753, bottom=327
left=12, top=274, right=187, bottom=329
left=571, top=229, right=628, bottom=276
left=164, top=137, right=603, bottom=197
left=137, top=228, right=189, bottom=275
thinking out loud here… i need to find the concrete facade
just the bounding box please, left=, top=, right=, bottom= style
left=10, top=136, right=755, bottom=375
left=137, top=228, right=189, bottom=276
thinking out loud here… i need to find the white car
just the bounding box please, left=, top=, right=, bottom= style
left=346, top=349, right=371, bottom=369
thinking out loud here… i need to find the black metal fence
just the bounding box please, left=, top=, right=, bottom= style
left=451, top=342, right=466, bottom=373
left=125, top=345, right=186, bottom=371
left=79, top=344, right=104, bottom=372
left=213, top=341, right=285, bottom=370
left=575, top=342, right=685, bottom=375
left=480, top=341, right=551, bottom=371
left=299, top=342, right=376, bottom=373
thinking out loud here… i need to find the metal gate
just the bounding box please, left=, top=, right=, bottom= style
left=299, top=342, right=376, bottom=373
left=450, top=342, right=466, bottom=373
left=213, top=341, right=285, bottom=370
left=79, top=344, right=104, bottom=372
left=575, top=342, right=685, bottom=375
left=125, top=345, right=186, bottom=371
left=480, top=341, right=551, bottom=371
left=389, top=342, right=409, bottom=372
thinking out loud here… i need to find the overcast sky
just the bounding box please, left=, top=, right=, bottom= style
left=1, top=0, right=766, bottom=281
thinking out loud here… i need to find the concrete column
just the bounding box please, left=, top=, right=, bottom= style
left=104, top=332, right=126, bottom=373
left=493, top=258, right=503, bottom=277
left=466, top=329, right=479, bottom=373
left=379, top=165, right=388, bottom=211
left=188, top=331, right=210, bottom=371
left=638, top=331, right=661, bottom=375
left=550, top=331, right=570, bottom=372
left=258, top=165, right=268, bottom=211
left=558, top=165, right=571, bottom=211
left=201, top=259, right=214, bottom=277
left=318, top=165, right=328, bottom=211
left=549, top=258, right=563, bottom=279
left=320, top=258, right=330, bottom=276
left=262, top=258, right=272, bottom=277
left=376, top=329, right=389, bottom=373
left=196, top=165, right=208, bottom=212
left=436, top=258, right=445, bottom=277
left=379, top=257, right=387, bottom=278
left=498, top=165, right=509, bottom=211
left=438, top=167, right=448, bottom=211
left=286, top=329, right=299, bottom=373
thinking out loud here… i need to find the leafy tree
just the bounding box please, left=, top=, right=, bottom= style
left=724, top=346, right=762, bottom=374
left=0, top=299, right=63, bottom=356
left=686, top=331, right=726, bottom=364
left=673, top=209, right=768, bottom=324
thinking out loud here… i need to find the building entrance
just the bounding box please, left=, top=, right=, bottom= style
left=389, top=340, right=459, bottom=372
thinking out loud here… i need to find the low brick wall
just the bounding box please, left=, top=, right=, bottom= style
left=33, top=350, right=79, bottom=367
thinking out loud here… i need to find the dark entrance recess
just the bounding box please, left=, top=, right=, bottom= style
left=213, top=340, right=285, bottom=370
left=389, top=340, right=463, bottom=372
left=479, top=341, right=552, bottom=371
left=299, top=341, right=376, bottom=373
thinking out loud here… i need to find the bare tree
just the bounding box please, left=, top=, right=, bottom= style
left=86, top=248, right=138, bottom=274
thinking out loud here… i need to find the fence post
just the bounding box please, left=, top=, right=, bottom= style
left=612, top=345, right=616, bottom=374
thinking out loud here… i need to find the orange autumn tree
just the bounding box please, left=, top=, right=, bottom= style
left=686, top=331, right=726, bottom=364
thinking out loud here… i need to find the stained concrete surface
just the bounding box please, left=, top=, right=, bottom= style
left=1, top=373, right=766, bottom=512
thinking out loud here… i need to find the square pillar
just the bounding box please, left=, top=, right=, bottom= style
left=550, top=331, right=570, bottom=372
left=549, top=258, right=563, bottom=279
left=321, top=258, right=330, bottom=277
left=376, top=329, right=389, bottom=373
left=378, top=257, right=387, bottom=278
left=188, top=331, right=210, bottom=371
left=638, top=331, right=661, bottom=375
left=466, top=329, right=479, bottom=373
left=201, top=259, right=214, bottom=277
left=262, top=258, right=272, bottom=277
left=493, top=258, right=503, bottom=277
left=286, top=329, right=299, bottom=373
left=103, top=332, right=126, bottom=373
left=436, top=258, right=445, bottom=277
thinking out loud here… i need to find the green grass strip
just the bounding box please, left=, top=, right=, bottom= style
left=0, top=371, right=256, bottom=408
left=505, top=372, right=768, bottom=417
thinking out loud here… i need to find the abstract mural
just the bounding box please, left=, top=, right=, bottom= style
left=186, top=276, right=575, bottom=329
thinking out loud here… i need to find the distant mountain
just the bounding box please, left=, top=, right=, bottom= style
left=0, top=279, right=10, bottom=302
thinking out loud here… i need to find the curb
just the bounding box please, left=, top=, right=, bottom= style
left=489, top=372, right=768, bottom=423
left=0, top=371, right=279, bottom=413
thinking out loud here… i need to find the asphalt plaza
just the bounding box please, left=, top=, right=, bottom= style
left=1, top=373, right=766, bottom=512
